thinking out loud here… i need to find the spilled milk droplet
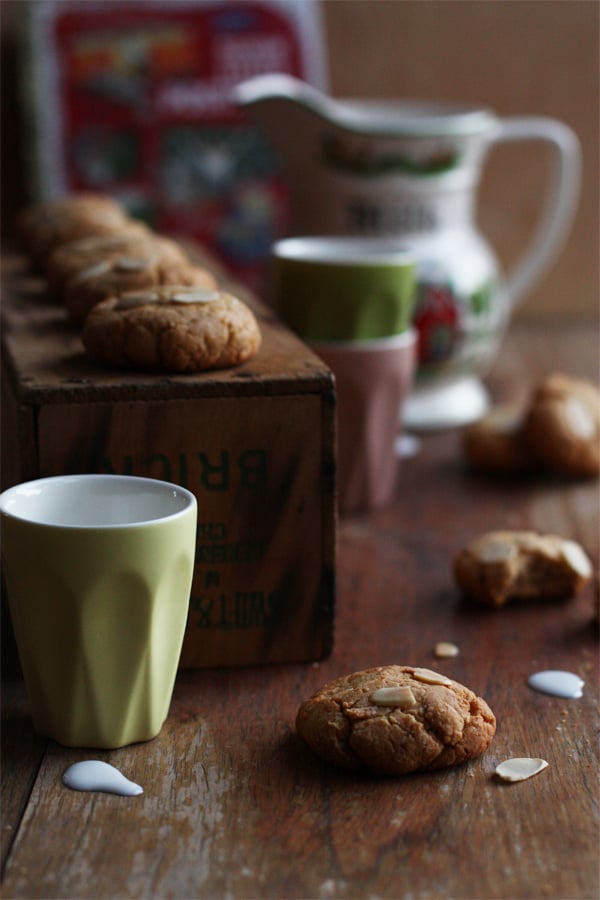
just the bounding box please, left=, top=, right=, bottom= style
left=527, top=670, right=584, bottom=699
left=63, top=760, right=143, bottom=796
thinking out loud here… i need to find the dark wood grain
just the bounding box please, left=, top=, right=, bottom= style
left=2, top=319, right=599, bottom=899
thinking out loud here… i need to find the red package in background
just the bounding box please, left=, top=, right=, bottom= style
left=20, top=0, right=328, bottom=291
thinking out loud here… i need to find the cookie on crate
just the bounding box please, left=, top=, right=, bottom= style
left=453, top=529, right=592, bottom=607
left=63, top=250, right=217, bottom=325
left=82, top=285, right=261, bottom=373
left=44, top=226, right=161, bottom=293
left=296, top=665, right=496, bottom=776
left=16, top=193, right=133, bottom=263
left=523, top=374, right=600, bottom=478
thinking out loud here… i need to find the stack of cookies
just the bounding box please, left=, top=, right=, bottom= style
left=16, top=192, right=261, bottom=374
left=462, top=373, right=600, bottom=479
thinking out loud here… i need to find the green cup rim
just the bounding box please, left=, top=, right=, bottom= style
left=0, top=474, right=197, bottom=530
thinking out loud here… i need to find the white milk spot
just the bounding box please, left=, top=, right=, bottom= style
left=528, top=670, right=584, bottom=699
left=63, top=760, right=143, bottom=796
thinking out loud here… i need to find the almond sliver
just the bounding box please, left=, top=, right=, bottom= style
left=495, top=758, right=548, bottom=782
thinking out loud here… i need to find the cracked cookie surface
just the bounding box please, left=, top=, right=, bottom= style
left=295, top=665, right=496, bottom=775
left=82, top=285, right=261, bottom=373
left=453, top=530, right=592, bottom=607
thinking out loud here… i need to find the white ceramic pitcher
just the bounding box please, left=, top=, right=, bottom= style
left=235, top=74, right=581, bottom=427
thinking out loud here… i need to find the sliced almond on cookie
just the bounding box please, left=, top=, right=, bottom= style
left=71, top=260, right=113, bottom=283
left=370, top=686, right=417, bottom=708
left=171, top=288, right=221, bottom=304
left=563, top=396, right=596, bottom=440
left=477, top=539, right=517, bottom=564
left=560, top=540, right=593, bottom=577
left=412, top=668, right=453, bottom=686
left=114, top=256, right=153, bottom=272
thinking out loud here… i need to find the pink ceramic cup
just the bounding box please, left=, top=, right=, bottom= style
left=310, top=329, right=417, bottom=514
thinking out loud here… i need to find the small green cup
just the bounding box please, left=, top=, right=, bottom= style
left=271, top=237, right=416, bottom=341
left=1, top=474, right=197, bottom=749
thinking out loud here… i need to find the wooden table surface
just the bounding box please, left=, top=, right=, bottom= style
left=2, top=318, right=599, bottom=900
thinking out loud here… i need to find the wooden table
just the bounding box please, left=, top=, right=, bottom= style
left=2, top=318, right=598, bottom=900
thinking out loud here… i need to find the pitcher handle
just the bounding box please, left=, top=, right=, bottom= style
left=491, top=117, right=581, bottom=310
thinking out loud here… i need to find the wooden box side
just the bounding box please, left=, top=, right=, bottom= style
left=1, top=358, right=38, bottom=491
left=32, top=393, right=335, bottom=667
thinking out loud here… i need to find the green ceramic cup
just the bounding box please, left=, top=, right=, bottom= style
left=0, top=474, right=197, bottom=749
left=271, top=237, right=416, bottom=341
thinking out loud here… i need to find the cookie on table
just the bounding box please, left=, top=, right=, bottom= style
left=82, top=285, right=261, bottom=373
left=63, top=251, right=217, bottom=325
left=462, top=404, right=533, bottom=474
left=43, top=226, right=159, bottom=292
left=16, top=193, right=132, bottom=263
left=453, top=530, right=592, bottom=607
left=296, top=665, right=495, bottom=776
left=523, top=374, right=600, bottom=477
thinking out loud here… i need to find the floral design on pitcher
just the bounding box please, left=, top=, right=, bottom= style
left=413, top=282, right=460, bottom=367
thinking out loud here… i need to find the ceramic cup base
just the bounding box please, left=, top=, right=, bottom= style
left=310, top=329, right=417, bottom=514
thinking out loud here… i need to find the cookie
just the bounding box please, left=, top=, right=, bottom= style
left=453, top=530, right=593, bottom=607
left=82, top=286, right=261, bottom=373
left=462, top=405, right=533, bottom=473
left=523, top=374, right=600, bottom=477
left=16, top=193, right=132, bottom=263
left=63, top=251, right=217, bottom=325
left=296, top=665, right=496, bottom=776
left=43, top=225, right=158, bottom=292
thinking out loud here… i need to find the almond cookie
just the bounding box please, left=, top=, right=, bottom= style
left=43, top=226, right=159, bottom=292
left=82, top=286, right=261, bottom=373
left=523, top=374, right=600, bottom=477
left=16, top=193, right=132, bottom=263
left=453, top=530, right=593, bottom=607
left=296, top=665, right=496, bottom=775
left=462, top=404, right=533, bottom=474
left=63, top=251, right=217, bottom=324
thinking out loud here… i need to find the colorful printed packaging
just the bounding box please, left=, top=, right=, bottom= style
left=21, top=0, right=327, bottom=289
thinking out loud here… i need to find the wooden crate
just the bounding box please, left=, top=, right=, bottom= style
left=1, top=253, right=336, bottom=668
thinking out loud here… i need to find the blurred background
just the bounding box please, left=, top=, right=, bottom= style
left=1, top=0, right=598, bottom=321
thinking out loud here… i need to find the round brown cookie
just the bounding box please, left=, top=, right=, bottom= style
left=82, top=286, right=261, bottom=373
left=462, top=404, right=534, bottom=473
left=523, top=374, right=600, bottom=477
left=16, top=193, right=132, bottom=263
left=43, top=225, right=158, bottom=292
left=296, top=665, right=496, bottom=776
left=453, top=529, right=592, bottom=607
left=63, top=252, right=217, bottom=325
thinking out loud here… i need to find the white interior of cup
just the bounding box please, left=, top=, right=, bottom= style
left=272, top=236, right=414, bottom=266
left=0, top=475, right=196, bottom=528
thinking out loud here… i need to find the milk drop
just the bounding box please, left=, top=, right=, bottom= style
left=527, top=670, right=584, bottom=699
left=63, top=760, right=143, bottom=796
